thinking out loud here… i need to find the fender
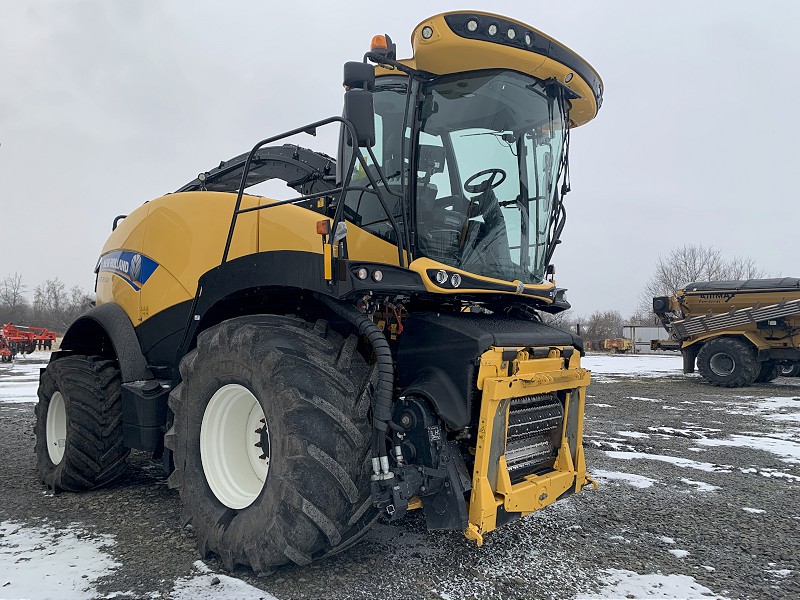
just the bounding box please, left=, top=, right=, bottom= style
left=58, top=302, right=153, bottom=383
left=682, top=330, right=769, bottom=351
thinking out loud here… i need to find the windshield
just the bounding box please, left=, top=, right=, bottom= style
left=415, top=70, right=567, bottom=283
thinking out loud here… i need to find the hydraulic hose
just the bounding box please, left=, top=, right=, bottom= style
left=315, top=294, right=394, bottom=458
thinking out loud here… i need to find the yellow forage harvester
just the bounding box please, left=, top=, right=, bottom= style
left=36, top=11, right=603, bottom=571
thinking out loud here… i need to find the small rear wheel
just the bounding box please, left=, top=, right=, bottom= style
left=34, top=355, right=129, bottom=491
left=696, top=338, right=758, bottom=387
left=779, top=362, right=800, bottom=377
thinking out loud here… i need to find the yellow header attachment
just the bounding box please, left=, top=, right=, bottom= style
left=380, top=11, right=603, bottom=128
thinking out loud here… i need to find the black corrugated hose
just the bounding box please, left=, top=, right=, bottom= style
left=315, top=294, right=394, bottom=459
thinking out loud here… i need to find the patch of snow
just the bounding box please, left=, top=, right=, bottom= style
left=0, top=520, right=120, bottom=599
left=170, top=560, right=278, bottom=600
left=659, top=536, right=675, bottom=544
left=702, top=565, right=716, bottom=572
left=680, top=478, right=720, bottom=492
left=590, top=440, right=635, bottom=452
left=765, top=569, right=793, bottom=578
left=757, top=468, right=800, bottom=482
left=591, top=469, right=658, bottom=489
left=628, top=396, right=663, bottom=403
left=729, top=396, right=800, bottom=423
left=0, top=355, right=46, bottom=405
left=588, top=403, right=612, bottom=408
left=606, top=451, right=732, bottom=473
left=668, top=549, right=690, bottom=559
left=617, top=430, right=650, bottom=439
left=582, top=355, right=683, bottom=378
left=697, top=434, right=800, bottom=464
left=580, top=568, right=731, bottom=599
left=742, top=507, right=766, bottom=514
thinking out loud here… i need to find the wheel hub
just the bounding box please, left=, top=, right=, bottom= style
left=709, top=352, right=735, bottom=377
left=45, top=391, right=67, bottom=465
left=201, top=384, right=270, bottom=509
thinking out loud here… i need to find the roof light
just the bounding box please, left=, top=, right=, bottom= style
left=466, top=19, right=478, bottom=32
left=371, top=35, right=388, bottom=51
left=565, top=72, right=574, bottom=83
left=507, top=28, right=516, bottom=40
left=435, top=270, right=448, bottom=284
left=421, top=26, right=433, bottom=39
left=487, top=23, right=498, bottom=36
left=356, top=267, right=369, bottom=280
left=450, top=273, right=462, bottom=288
left=372, top=270, right=384, bottom=283
left=525, top=32, right=532, bottom=46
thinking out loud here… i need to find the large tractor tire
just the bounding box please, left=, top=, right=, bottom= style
left=754, top=361, right=780, bottom=383
left=696, top=338, right=758, bottom=387
left=34, top=355, right=129, bottom=491
left=165, top=315, right=378, bottom=573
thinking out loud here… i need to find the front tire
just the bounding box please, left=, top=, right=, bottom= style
left=165, top=315, right=377, bottom=572
left=696, top=338, right=758, bottom=387
left=34, top=355, right=129, bottom=491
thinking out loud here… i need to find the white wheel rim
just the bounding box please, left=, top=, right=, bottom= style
left=46, top=391, right=67, bottom=464
left=201, top=384, right=269, bottom=509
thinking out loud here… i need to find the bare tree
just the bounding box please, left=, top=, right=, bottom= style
left=540, top=310, right=578, bottom=334
left=0, top=273, right=30, bottom=323
left=638, top=244, right=766, bottom=315
left=32, top=278, right=92, bottom=332
left=579, top=310, right=624, bottom=341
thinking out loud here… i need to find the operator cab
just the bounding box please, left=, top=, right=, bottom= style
left=338, top=11, right=602, bottom=297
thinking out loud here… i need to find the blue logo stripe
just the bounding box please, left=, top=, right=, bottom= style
left=98, top=251, right=159, bottom=291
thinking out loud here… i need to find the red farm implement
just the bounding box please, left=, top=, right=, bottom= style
left=0, top=323, right=56, bottom=361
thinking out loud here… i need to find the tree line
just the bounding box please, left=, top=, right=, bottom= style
left=0, top=273, right=93, bottom=334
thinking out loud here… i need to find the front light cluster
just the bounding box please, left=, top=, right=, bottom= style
left=434, top=269, right=462, bottom=288
left=355, top=267, right=383, bottom=283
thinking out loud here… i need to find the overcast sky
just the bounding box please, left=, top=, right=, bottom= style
left=1, top=1, right=798, bottom=318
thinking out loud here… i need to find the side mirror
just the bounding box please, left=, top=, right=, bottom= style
left=343, top=89, right=375, bottom=147
left=343, top=61, right=375, bottom=90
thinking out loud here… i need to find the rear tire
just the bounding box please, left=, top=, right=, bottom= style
left=754, top=361, right=780, bottom=383
left=34, top=355, right=129, bottom=491
left=696, top=338, right=758, bottom=387
left=165, top=315, right=377, bottom=572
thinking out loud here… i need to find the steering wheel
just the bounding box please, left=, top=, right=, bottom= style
left=463, top=168, right=507, bottom=194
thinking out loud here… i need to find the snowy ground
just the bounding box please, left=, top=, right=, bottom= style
left=1, top=351, right=798, bottom=599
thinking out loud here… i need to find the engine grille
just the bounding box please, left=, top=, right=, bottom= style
left=505, top=394, right=564, bottom=481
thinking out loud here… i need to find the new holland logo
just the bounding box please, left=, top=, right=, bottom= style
left=97, top=250, right=159, bottom=291
left=130, top=254, right=142, bottom=281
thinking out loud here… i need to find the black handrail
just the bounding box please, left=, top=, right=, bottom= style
left=220, top=116, right=406, bottom=269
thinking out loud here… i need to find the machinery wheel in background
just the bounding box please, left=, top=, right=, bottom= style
left=34, top=355, right=129, bottom=491
left=779, top=362, right=800, bottom=377
left=165, top=315, right=378, bottom=572
left=754, top=361, right=780, bottom=383
left=696, top=338, right=758, bottom=387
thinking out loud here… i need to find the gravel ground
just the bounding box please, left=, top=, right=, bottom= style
left=1, top=353, right=798, bottom=599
